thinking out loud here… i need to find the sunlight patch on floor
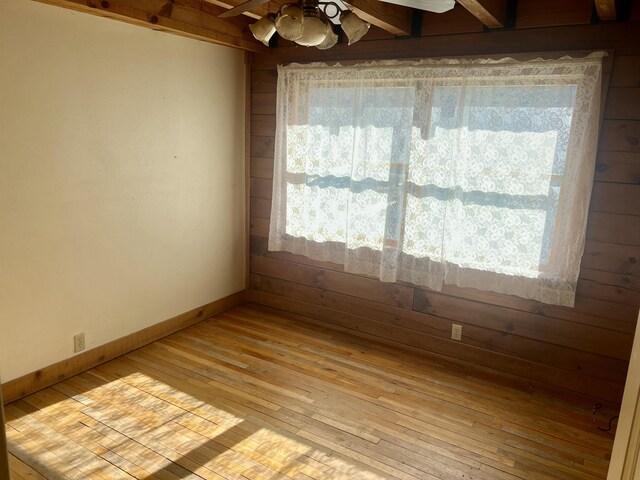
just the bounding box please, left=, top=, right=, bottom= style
left=5, top=370, right=386, bottom=479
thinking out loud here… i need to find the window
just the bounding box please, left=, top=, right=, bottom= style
left=269, top=55, right=604, bottom=306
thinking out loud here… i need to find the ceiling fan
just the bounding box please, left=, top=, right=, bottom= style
left=222, top=0, right=454, bottom=49
left=220, top=0, right=455, bottom=18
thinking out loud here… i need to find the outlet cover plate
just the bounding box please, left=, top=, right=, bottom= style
left=451, top=324, right=462, bottom=341
left=74, top=333, right=85, bottom=353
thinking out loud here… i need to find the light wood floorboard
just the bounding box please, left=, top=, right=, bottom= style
left=8, top=453, right=46, bottom=479
left=6, top=304, right=618, bottom=479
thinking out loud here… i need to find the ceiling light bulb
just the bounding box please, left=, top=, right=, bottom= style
left=275, top=4, right=304, bottom=41
left=340, top=11, right=369, bottom=45
left=249, top=13, right=276, bottom=46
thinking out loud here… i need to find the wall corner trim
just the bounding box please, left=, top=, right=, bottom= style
left=1, top=290, right=247, bottom=405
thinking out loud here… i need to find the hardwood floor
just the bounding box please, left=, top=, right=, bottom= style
left=9, top=453, right=46, bottom=479
left=6, top=304, right=618, bottom=479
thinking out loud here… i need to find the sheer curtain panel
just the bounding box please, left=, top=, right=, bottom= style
left=268, top=54, right=604, bottom=306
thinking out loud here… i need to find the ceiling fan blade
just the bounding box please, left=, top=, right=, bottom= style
left=379, top=0, right=454, bottom=13
left=219, top=0, right=270, bottom=18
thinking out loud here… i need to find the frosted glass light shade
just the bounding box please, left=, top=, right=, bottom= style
left=275, top=4, right=304, bottom=41
left=340, top=11, right=369, bottom=45
left=249, top=14, right=276, bottom=46
left=316, top=27, right=338, bottom=49
left=295, top=16, right=330, bottom=47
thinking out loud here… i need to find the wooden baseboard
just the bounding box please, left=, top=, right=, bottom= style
left=1, top=290, right=247, bottom=404
left=0, top=380, right=9, bottom=480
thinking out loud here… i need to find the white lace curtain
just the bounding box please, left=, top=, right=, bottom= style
left=269, top=54, right=604, bottom=306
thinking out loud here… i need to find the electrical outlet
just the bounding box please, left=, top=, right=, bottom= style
left=74, top=333, right=85, bottom=353
left=451, top=324, right=462, bottom=341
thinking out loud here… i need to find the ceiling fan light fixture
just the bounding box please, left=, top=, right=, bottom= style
left=249, top=13, right=277, bottom=46
left=225, top=0, right=453, bottom=48
left=275, top=4, right=304, bottom=41
left=340, top=10, right=369, bottom=45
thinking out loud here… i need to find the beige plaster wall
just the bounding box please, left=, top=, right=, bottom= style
left=0, top=0, right=246, bottom=381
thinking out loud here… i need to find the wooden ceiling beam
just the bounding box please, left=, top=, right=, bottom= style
left=455, top=0, right=507, bottom=28
left=33, top=0, right=268, bottom=53
left=345, top=0, right=413, bottom=36
left=207, top=0, right=265, bottom=20
left=594, top=0, right=616, bottom=20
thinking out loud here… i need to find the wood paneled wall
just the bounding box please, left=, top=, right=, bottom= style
left=247, top=7, right=640, bottom=404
